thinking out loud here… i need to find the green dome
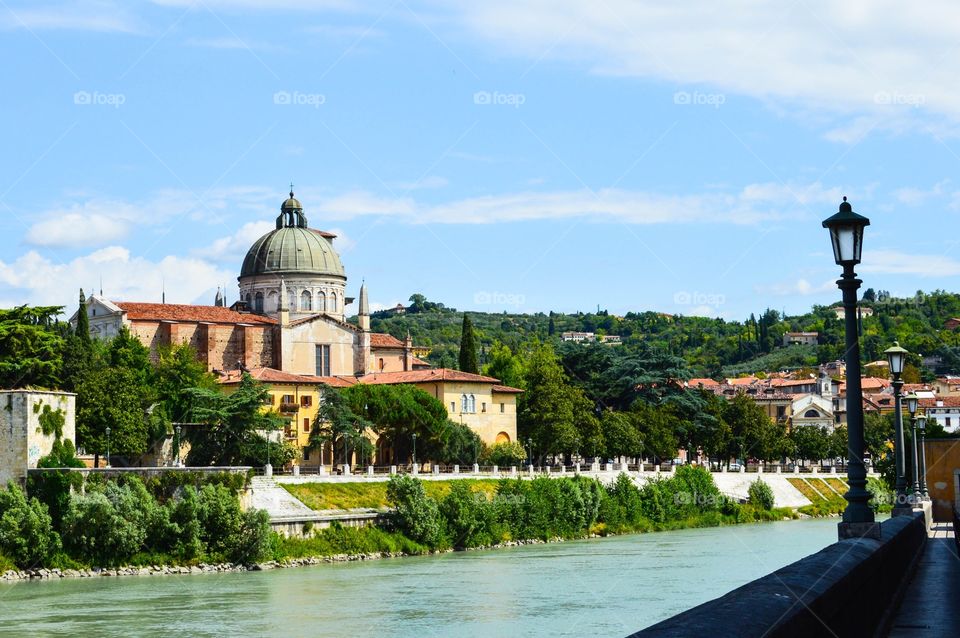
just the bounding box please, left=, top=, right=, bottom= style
left=240, top=226, right=345, bottom=279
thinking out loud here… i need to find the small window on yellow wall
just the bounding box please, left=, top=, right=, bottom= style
left=500, top=403, right=505, bottom=413
left=303, top=417, right=310, bottom=432
left=450, top=402, right=455, bottom=412
left=482, top=402, right=486, bottom=413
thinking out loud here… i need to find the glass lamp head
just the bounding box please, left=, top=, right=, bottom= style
left=822, top=197, right=870, bottom=265
left=884, top=342, right=909, bottom=376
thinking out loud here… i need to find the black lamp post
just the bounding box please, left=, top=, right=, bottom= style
left=527, top=437, right=533, bottom=469
left=905, top=392, right=920, bottom=503
left=105, top=426, right=111, bottom=468
left=823, top=197, right=879, bottom=539
left=884, top=342, right=909, bottom=511
left=918, top=417, right=929, bottom=500
left=412, top=433, right=417, bottom=467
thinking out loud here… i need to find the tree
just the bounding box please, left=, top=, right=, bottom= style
left=309, top=386, right=373, bottom=470
left=519, top=344, right=580, bottom=458
left=789, top=425, right=830, bottom=466
left=600, top=410, right=641, bottom=459
left=76, top=366, right=152, bottom=459
left=154, top=344, right=218, bottom=423
left=723, top=392, right=783, bottom=464
left=184, top=373, right=284, bottom=466
left=0, top=305, right=64, bottom=389
left=75, top=289, right=91, bottom=346
left=483, top=342, right=524, bottom=389
left=630, top=401, right=678, bottom=463
left=458, top=314, right=479, bottom=374
left=0, top=483, right=61, bottom=568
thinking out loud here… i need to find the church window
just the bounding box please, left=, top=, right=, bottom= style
left=317, top=292, right=326, bottom=312
left=288, top=289, right=297, bottom=311
left=461, top=394, right=468, bottom=413
left=254, top=292, right=264, bottom=313
left=301, top=291, right=312, bottom=311
left=330, top=294, right=338, bottom=313
left=804, top=409, right=819, bottom=418
left=316, top=344, right=331, bottom=376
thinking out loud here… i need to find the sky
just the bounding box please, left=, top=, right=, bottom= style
left=3, top=1, right=960, bottom=321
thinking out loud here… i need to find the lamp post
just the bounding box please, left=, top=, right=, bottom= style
left=174, top=425, right=182, bottom=467
left=906, top=392, right=920, bottom=503
left=105, top=426, right=111, bottom=468
left=823, top=197, right=878, bottom=539
left=412, top=433, right=417, bottom=466
left=918, top=417, right=929, bottom=500
left=527, top=437, right=533, bottom=469
left=884, top=342, right=909, bottom=512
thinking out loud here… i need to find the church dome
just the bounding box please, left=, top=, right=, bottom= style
left=239, top=190, right=346, bottom=279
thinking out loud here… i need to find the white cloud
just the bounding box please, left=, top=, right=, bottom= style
left=755, top=278, right=835, bottom=297
left=893, top=180, right=950, bottom=206
left=449, top=0, right=960, bottom=135
left=183, top=36, right=286, bottom=53
left=26, top=212, right=129, bottom=247
left=0, top=247, right=233, bottom=311
left=0, top=2, right=141, bottom=33
left=204, top=221, right=274, bottom=262
left=394, top=175, right=449, bottom=191
left=860, top=249, right=960, bottom=277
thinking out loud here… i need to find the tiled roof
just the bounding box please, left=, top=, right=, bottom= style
left=117, top=302, right=276, bottom=325
left=769, top=378, right=816, bottom=387
left=218, top=367, right=353, bottom=387
left=492, top=384, right=524, bottom=394
left=920, top=396, right=960, bottom=408
left=370, top=333, right=405, bottom=348
left=686, top=378, right=719, bottom=387
left=727, top=377, right=759, bottom=386
left=357, top=368, right=501, bottom=385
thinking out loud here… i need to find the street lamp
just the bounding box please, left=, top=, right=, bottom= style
left=412, top=433, right=417, bottom=466
left=105, top=426, right=111, bottom=468
left=918, top=417, right=929, bottom=500
left=905, top=392, right=921, bottom=503
left=527, top=437, right=533, bottom=469
left=823, top=197, right=877, bottom=539
left=174, top=425, right=182, bottom=467
left=884, top=342, right=909, bottom=511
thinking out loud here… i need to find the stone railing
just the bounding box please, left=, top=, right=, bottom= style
left=626, top=513, right=927, bottom=637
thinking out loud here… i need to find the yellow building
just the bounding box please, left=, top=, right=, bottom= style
left=219, top=366, right=522, bottom=469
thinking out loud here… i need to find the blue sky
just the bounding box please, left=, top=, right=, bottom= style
left=3, top=1, right=960, bottom=321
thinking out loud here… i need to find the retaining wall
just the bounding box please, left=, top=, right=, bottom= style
left=627, top=513, right=927, bottom=638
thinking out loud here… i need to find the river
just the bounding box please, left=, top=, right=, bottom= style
left=0, top=518, right=840, bottom=637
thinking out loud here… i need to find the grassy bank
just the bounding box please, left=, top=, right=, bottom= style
left=271, top=471, right=797, bottom=562
left=283, top=479, right=502, bottom=511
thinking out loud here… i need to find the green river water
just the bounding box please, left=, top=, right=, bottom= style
left=0, top=517, right=841, bottom=637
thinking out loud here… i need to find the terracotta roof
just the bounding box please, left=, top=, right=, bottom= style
left=117, top=302, right=276, bottom=325
left=939, top=377, right=960, bottom=385
left=920, top=397, right=960, bottom=408
left=357, top=368, right=501, bottom=385
left=769, top=378, right=816, bottom=387
left=686, top=378, right=719, bottom=387
left=370, top=333, right=405, bottom=348
left=218, top=367, right=353, bottom=387
left=492, top=384, right=524, bottom=394
left=727, top=377, right=759, bottom=386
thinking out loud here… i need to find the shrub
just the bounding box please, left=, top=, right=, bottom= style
left=748, top=479, right=775, bottom=510
left=0, top=483, right=61, bottom=568
left=673, top=465, right=721, bottom=513
left=28, top=439, right=85, bottom=526
left=196, top=484, right=244, bottom=558
left=230, top=509, right=272, bottom=564
left=440, top=482, right=491, bottom=548
left=482, top=442, right=527, bottom=467
left=606, top=473, right=643, bottom=527
left=168, top=486, right=204, bottom=560
left=62, top=491, right=143, bottom=565
left=386, top=475, right=442, bottom=547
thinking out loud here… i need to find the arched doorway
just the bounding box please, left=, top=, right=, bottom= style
left=495, top=432, right=511, bottom=444
left=375, top=436, right=392, bottom=466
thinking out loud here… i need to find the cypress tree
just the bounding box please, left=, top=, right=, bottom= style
left=458, top=314, right=479, bottom=373
left=76, top=289, right=91, bottom=344
left=548, top=316, right=556, bottom=336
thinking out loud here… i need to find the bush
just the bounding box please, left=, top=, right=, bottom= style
left=673, top=465, right=721, bottom=513
left=440, top=482, right=491, bottom=548
left=748, top=479, right=775, bottom=510
left=0, top=483, right=61, bottom=568
left=230, top=509, right=272, bottom=564
left=196, top=484, right=244, bottom=559
left=28, top=439, right=85, bottom=526
left=605, top=473, right=643, bottom=528
left=386, top=475, right=442, bottom=547
left=62, top=491, right=144, bottom=565
left=482, top=442, right=527, bottom=467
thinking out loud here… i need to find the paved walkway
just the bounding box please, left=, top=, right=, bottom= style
left=887, top=521, right=960, bottom=636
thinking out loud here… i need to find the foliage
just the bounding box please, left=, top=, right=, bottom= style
left=0, top=483, right=62, bottom=568
left=385, top=475, right=442, bottom=546
left=435, top=419, right=483, bottom=465
left=482, top=342, right=524, bottom=389
left=0, top=305, right=64, bottom=389
left=748, top=479, right=775, bottom=510
left=28, top=439, right=86, bottom=526
left=153, top=344, right=218, bottom=422
left=309, top=386, right=374, bottom=467
left=482, top=441, right=527, bottom=467
left=789, top=426, right=831, bottom=466
left=458, top=314, right=479, bottom=374
left=184, top=373, right=284, bottom=466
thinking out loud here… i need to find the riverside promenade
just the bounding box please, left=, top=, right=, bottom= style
left=886, top=520, right=960, bottom=636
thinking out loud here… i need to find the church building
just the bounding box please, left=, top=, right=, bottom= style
left=71, top=189, right=519, bottom=464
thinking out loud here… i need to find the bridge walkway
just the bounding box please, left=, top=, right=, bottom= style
left=887, top=521, right=960, bottom=637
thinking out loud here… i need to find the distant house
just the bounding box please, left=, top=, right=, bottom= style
left=686, top=378, right=719, bottom=389
left=945, top=318, right=960, bottom=330
left=561, top=331, right=596, bottom=343
left=782, top=332, right=819, bottom=346
left=791, top=394, right=835, bottom=431
left=934, top=377, right=960, bottom=396
left=832, top=306, right=874, bottom=320
left=920, top=397, right=960, bottom=433
left=599, top=335, right=622, bottom=344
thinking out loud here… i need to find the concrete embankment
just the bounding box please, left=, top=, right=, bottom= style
left=627, top=512, right=927, bottom=637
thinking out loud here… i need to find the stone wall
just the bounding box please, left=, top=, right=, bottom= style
left=627, top=513, right=927, bottom=637
left=129, top=320, right=276, bottom=372
left=0, top=390, right=76, bottom=486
